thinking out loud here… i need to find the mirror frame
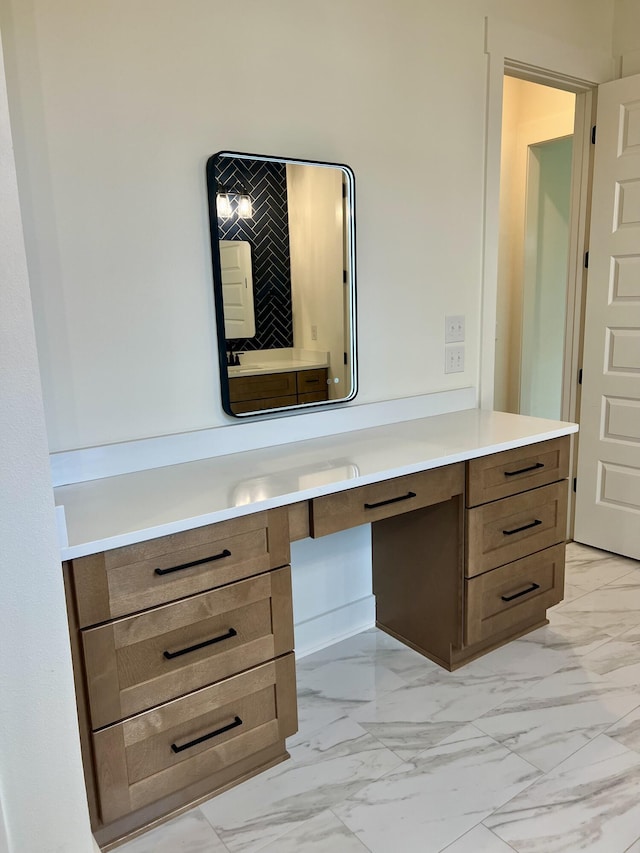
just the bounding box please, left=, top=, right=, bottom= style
left=206, top=151, right=358, bottom=418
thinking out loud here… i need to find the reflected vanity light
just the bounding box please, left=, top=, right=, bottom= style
left=216, top=192, right=232, bottom=219
left=236, top=193, right=253, bottom=219
left=216, top=184, right=253, bottom=220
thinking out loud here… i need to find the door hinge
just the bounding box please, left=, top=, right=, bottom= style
left=343, top=352, right=348, bottom=365
left=343, top=269, right=347, bottom=284
left=573, top=477, right=577, bottom=493
left=584, top=251, right=589, bottom=269
left=578, top=368, right=583, bottom=385
left=591, top=125, right=597, bottom=144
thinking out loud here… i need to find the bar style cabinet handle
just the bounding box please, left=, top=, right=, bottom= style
left=501, top=583, right=540, bottom=602
left=163, top=628, right=238, bottom=660
left=155, top=549, right=232, bottom=576
left=503, top=462, right=545, bottom=477
left=364, top=491, right=417, bottom=510
left=170, top=716, right=243, bottom=754
left=502, top=519, right=542, bottom=536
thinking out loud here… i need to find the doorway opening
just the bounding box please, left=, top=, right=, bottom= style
left=494, top=77, right=576, bottom=419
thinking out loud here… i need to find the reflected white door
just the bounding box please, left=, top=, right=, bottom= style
left=220, top=240, right=255, bottom=338
left=574, top=72, right=640, bottom=559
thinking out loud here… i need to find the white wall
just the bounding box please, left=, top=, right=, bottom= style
left=0, top=33, right=94, bottom=853
left=614, top=0, right=640, bottom=76
left=494, top=78, right=575, bottom=413
left=0, top=0, right=616, bottom=454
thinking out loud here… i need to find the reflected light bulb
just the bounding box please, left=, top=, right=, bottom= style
left=216, top=193, right=231, bottom=219
left=237, top=193, right=253, bottom=219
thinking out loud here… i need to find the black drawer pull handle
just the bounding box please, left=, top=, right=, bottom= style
left=170, top=716, right=242, bottom=754
left=504, top=462, right=545, bottom=477
left=501, top=583, right=540, bottom=602
left=305, top=379, right=320, bottom=384
left=163, top=628, right=237, bottom=660
left=503, top=519, right=542, bottom=536
left=155, top=549, right=231, bottom=576
left=364, top=491, right=417, bottom=510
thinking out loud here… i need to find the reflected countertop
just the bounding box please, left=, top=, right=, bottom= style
left=228, top=358, right=329, bottom=377
left=54, top=409, right=578, bottom=561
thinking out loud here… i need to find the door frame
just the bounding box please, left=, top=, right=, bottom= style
left=480, top=18, right=611, bottom=533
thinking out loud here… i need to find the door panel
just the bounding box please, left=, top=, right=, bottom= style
left=574, top=73, right=640, bottom=559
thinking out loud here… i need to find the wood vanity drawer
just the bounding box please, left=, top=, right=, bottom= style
left=298, top=390, right=329, bottom=405
left=82, top=567, right=294, bottom=730
left=311, top=463, right=465, bottom=537
left=466, top=436, right=570, bottom=507
left=69, top=509, right=290, bottom=628
left=93, top=654, right=297, bottom=824
left=465, top=544, right=565, bottom=645
left=231, top=395, right=297, bottom=414
left=297, top=368, right=328, bottom=394
left=466, top=480, right=568, bottom=577
left=229, top=372, right=297, bottom=403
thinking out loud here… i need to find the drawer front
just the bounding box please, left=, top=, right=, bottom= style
left=93, top=654, right=297, bottom=823
left=311, top=463, right=465, bottom=537
left=466, top=480, right=568, bottom=577
left=71, top=509, right=290, bottom=628
left=466, top=436, right=570, bottom=507
left=298, top=390, right=329, bottom=404
left=231, top=395, right=297, bottom=414
left=297, top=368, right=328, bottom=394
left=465, top=543, right=565, bottom=645
left=229, top=372, right=297, bottom=403
left=82, top=567, right=294, bottom=730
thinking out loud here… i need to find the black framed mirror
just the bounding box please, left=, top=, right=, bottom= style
left=206, top=151, right=357, bottom=418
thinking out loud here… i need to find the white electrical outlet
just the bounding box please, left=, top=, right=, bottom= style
left=445, top=345, right=465, bottom=374
left=445, top=315, right=465, bottom=343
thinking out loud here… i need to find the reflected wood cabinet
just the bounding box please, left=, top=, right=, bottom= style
left=63, top=435, right=569, bottom=849
left=229, top=368, right=328, bottom=415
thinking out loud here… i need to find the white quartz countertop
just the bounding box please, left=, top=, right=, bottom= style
left=55, top=409, right=578, bottom=561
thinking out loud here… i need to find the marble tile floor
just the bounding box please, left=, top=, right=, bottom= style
left=119, top=542, right=640, bottom=853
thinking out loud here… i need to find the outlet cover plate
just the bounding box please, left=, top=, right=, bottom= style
left=445, top=315, right=465, bottom=344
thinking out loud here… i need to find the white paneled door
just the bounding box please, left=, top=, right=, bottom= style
left=574, top=72, right=640, bottom=559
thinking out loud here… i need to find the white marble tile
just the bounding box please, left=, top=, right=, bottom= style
left=333, top=725, right=539, bottom=853
left=553, top=578, right=640, bottom=638
left=485, top=735, right=640, bottom=853
left=564, top=542, right=640, bottom=591
left=531, top=609, right=616, bottom=657
left=606, top=705, right=640, bottom=755
left=118, top=808, right=229, bottom=853
left=474, top=632, right=576, bottom=682
left=199, top=716, right=402, bottom=853
left=297, top=628, right=440, bottom=686
left=257, top=810, right=371, bottom=853
left=474, top=665, right=640, bottom=772
left=582, top=626, right=640, bottom=688
left=349, top=657, right=541, bottom=759
left=441, top=823, right=518, bottom=853
left=293, top=655, right=408, bottom=745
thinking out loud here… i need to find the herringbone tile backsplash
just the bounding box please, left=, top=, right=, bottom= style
left=215, top=158, right=293, bottom=351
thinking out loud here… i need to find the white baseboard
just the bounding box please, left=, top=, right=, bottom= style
left=293, top=596, right=376, bottom=659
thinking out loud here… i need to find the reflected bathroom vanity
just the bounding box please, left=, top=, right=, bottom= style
left=206, top=152, right=358, bottom=417
left=58, top=409, right=576, bottom=850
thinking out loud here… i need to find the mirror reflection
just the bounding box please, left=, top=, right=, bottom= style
left=206, top=152, right=357, bottom=417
